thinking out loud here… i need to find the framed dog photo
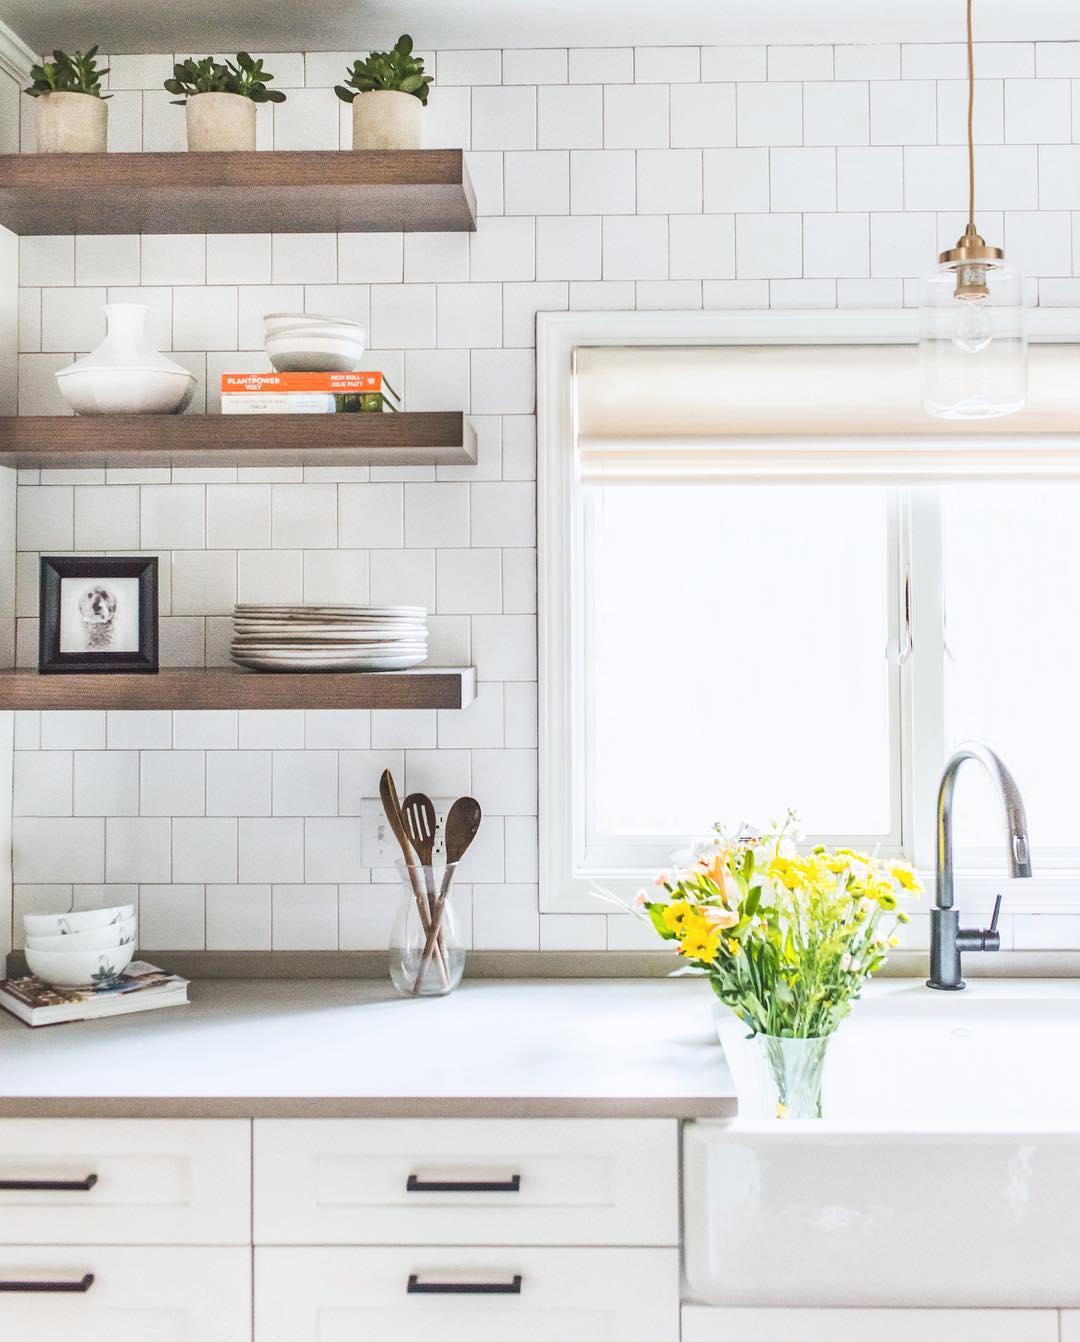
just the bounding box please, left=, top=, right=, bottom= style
left=39, top=557, right=159, bottom=674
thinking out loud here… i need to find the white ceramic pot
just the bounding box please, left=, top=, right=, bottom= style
left=352, top=89, right=422, bottom=149
left=55, top=303, right=195, bottom=416
left=35, top=91, right=108, bottom=153
left=186, top=91, right=257, bottom=151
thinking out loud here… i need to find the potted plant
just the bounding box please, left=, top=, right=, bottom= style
left=632, top=811, right=921, bottom=1118
left=335, top=35, right=432, bottom=150
left=23, top=48, right=110, bottom=153
left=164, top=54, right=286, bottom=152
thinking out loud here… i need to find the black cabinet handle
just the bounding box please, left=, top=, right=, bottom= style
left=406, top=1174, right=521, bottom=1194
left=407, top=1273, right=522, bottom=1296
left=0, top=1174, right=98, bottom=1192
left=0, top=1273, right=95, bottom=1293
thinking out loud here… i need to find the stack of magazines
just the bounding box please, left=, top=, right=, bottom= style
left=0, top=962, right=190, bottom=1027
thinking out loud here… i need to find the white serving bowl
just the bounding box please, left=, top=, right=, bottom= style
left=26, top=918, right=137, bottom=953
left=263, top=311, right=365, bottom=337
left=266, top=325, right=367, bottom=373
left=24, top=905, right=136, bottom=938
left=25, top=941, right=136, bottom=990
left=56, top=364, right=196, bottom=416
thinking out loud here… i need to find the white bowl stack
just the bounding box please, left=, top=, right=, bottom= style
left=263, top=311, right=366, bottom=373
left=231, top=604, right=429, bottom=672
left=23, top=905, right=137, bottom=990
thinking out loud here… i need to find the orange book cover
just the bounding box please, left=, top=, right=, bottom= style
left=220, top=372, right=396, bottom=394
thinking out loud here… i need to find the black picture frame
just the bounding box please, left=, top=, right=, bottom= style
left=39, top=556, right=159, bottom=674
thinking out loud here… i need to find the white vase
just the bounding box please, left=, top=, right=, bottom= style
left=352, top=90, right=422, bottom=149
left=186, top=91, right=257, bottom=151
left=55, top=303, right=196, bottom=416
left=35, top=91, right=107, bottom=153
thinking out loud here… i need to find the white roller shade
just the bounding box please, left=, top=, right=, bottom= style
left=575, top=343, right=1080, bottom=482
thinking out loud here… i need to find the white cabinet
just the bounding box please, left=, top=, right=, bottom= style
left=256, top=1246, right=679, bottom=1342
left=682, top=1307, right=1060, bottom=1342
left=0, top=1119, right=251, bottom=1244
left=0, top=1245, right=251, bottom=1341
left=1062, top=1314, right=1080, bottom=1339
left=254, top=1118, right=678, bottom=1246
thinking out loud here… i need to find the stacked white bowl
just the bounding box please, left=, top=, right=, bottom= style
left=23, top=905, right=137, bottom=990
left=263, top=311, right=367, bottom=373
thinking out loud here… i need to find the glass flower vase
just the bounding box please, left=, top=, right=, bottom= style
left=754, top=1034, right=831, bottom=1119
left=389, top=861, right=464, bottom=997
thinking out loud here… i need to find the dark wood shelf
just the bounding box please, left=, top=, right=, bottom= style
left=0, top=412, right=476, bottom=469
left=0, top=667, right=477, bottom=711
left=0, top=150, right=476, bottom=235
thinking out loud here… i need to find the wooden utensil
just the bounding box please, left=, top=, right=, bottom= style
left=402, top=792, right=438, bottom=906
left=413, top=795, right=482, bottom=992
left=379, top=771, right=448, bottom=986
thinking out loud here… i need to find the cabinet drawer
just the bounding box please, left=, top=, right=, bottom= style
left=682, top=1307, right=1060, bottom=1342
left=257, top=1246, right=678, bottom=1342
left=0, top=1245, right=250, bottom=1341
left=0, top=1119, right=250, bottom=1244
left=254, top=1118, right=677, bottom=1245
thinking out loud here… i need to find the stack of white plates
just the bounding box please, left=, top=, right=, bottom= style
left=231, top=605, right=428, bottom=672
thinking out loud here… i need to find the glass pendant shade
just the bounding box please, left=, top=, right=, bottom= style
left=919, top=253, right=1027, bottom=420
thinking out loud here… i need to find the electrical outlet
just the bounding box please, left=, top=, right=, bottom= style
left=360, top=797, right=456, bottom=866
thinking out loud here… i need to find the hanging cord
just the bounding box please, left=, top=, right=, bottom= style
left=966, top=0, right=975, bottom=231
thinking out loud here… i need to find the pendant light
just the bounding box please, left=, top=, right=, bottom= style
left=919, top=0, right=1027, bottom=419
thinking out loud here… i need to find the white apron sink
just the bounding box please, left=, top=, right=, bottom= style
left=688, top=979, right=1080, bottom=1309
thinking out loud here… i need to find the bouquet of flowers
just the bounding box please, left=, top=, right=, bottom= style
left=639, top=811, right=921, bottom=1040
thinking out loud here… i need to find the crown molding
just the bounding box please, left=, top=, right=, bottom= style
left=0, top=18, right=35, bottom=82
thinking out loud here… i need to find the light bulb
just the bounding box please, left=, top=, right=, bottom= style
left=952, top=298, right=993, bottom=355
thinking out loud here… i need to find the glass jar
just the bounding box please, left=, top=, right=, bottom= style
left=389, top=860, right=464, bottom=997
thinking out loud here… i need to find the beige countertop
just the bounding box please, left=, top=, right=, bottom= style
left=0, top=977, right=737, bottom=1120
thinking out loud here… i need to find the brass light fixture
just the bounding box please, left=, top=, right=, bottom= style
left=919, top=0, right=1027, bottom=418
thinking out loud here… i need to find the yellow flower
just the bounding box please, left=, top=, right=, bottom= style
left=889, top=863, right=922, bottom=893
left=678, top=928, right=722, bottom=962
left=662, top=900, right=695, bottom=935
left=888, top=935, right=901, bottom=947
left=767, top=856, right=801, bottom=891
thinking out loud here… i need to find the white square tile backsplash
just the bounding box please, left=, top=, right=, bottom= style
left=9, top=41, right=1080, bottom=954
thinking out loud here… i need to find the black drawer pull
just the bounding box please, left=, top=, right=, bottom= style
left=0, top=1273, right=95, bottom=1293
left=406, top=1174, right=521, bottom=1194
left=407, top=1273, right=522, bottom=1296
left=0, top=1174, right=98, bottom=1192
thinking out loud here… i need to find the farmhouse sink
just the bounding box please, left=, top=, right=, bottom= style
left=688, top=979, right=1080, bottom=1309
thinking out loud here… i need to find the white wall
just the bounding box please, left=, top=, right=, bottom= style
left=9, top=40, right=1080, bottom=954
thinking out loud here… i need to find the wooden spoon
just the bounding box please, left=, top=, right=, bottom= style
left=413, top=796, right=482, bottom=992
left=380, top=772, right=448, bottom=986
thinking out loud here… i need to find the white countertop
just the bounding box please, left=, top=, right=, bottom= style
left=0, top=978, right=737, bottom=1119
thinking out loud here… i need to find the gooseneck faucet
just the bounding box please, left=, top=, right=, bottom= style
left=927, top=742, right=1032, bottom=991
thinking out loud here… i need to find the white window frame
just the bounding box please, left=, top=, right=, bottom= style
left=537, top=307, right=1080, bottom=914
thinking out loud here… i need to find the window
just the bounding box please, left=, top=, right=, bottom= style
left=584, top=482, right=899, bottom=868
left=538, top=310, right=1080, bottom=911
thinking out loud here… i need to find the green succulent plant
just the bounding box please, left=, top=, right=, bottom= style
left=164, top=53, right=287, bottom=105
left=24, top=47, right=111, bottom=99
left=335, top=35, right=432, bottom=106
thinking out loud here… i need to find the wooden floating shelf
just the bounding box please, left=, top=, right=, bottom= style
left=0, top=413, right=476, bottom=470
left=0, top=150, right=477, bottom=235
left=0, top=667, right=477, bottom=711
